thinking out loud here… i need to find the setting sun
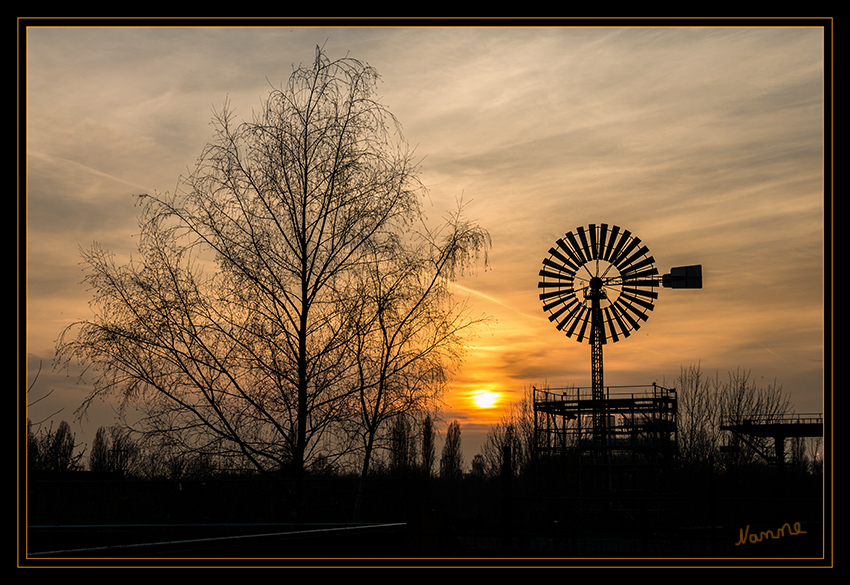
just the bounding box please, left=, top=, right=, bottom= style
left=472, top=390, right=500, bottom=409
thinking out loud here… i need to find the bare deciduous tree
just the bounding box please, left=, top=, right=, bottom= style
left=55, top=48, right=489, bottom=508
left=27, top=419, right=84, bottom=473
left=717, top=368, right=792, bottom=467
left=676, top=363, right=721, bottom=466
left=440, top=420, right=463, bottom=479
left=480, top=387, right=537, bottom=478
left=676, top=364, right=793, bottom=468
left=421, top=413, right=436, bottom=478
left=388, top=414, right=418, bottom=475
left=89, top=425, right=140, bottom=476
left=88, top=426, right=110, bottom=473
left=481, top=419, right=521, bottom=478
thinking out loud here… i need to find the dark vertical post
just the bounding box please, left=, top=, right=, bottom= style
left=775, top=435, right=786, bottom=499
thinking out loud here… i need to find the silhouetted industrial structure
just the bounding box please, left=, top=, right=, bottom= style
left=535, top=383, right=678, bottom=460
left=535, top=224, right=700, bottom=478
left=720, top=413, right=824, bottom=466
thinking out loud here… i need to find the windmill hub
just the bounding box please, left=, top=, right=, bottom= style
left=584, top=278, right=607, bottom=302
left=589, top=276, right=604, bottom=291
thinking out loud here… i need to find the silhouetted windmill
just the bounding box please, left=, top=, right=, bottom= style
left=538, top=223, right=702, bottom=460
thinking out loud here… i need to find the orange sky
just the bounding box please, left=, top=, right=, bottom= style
left=23, top=22, right=829, bottom=465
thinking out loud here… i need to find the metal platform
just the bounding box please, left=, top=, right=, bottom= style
left=720, top=413, right=823, bottom=438
left=720, top=413, right=823, bottom=465
left=533, top=383, right=678, bottom=461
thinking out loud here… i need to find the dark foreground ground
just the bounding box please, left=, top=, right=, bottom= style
left=22, top=466, right=829, bottom=567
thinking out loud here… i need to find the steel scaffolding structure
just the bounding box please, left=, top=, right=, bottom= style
left=533, top=383, right=678, bottom=472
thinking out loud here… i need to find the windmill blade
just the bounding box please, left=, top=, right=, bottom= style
left=618, top=298, right=652, bottom=326
left=620, top=289, right=656, bottom=312
left=553, top=300, right=583, bottom=331
left=619, top=253, right=655, bottom=277
left=564, top=305, right=587, bottom=338
left=539, top=269, right=573, bottom=282
left=603, top=306, right=619, bottom=343
left=548, top=246, right=580, bottom=273
left=603, top=224, right=621, bottom=261
left=565, top=230, right=588, bottom=265
left=556, top=302, right=583, bottom=332
left=543, top=292, right=577, bottom=313
left=608, top=228, right=631, bottom=266
left=554, top=238, right=583, bottom=270
left=538, top=281, right=571, bottom=289
left=588, top=223, right=599, bottom=259
left=612, top=236, right=641, bottom=269
left=573, top=307, right=592, bottom=342
left=614, top=299, right=644, bottom=331
left=547, top=296, right=578, bottom=323
left=608, top=303, right=632, bottom=339
left=599, top=223, right=610, bottom=262
left=540, top=288, right=576, bottom=302
left=542, top=256, right=577, bottom=276
left=621, top=286, right=659, bottom=300
left=577, top=225, right=594, bottom=262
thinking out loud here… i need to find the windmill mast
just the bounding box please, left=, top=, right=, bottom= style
left=588, top=276, right=607, bottom=461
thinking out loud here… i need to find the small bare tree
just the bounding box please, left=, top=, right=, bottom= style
left=677, top=364, right=793, bottom=468
left=480, top=387, right=537, bottom=478
left=89, top=425, right=140, bottom=476
left=88, top=426, right=110, bottom=473
left=717, top=368, right=792, bottom=467
left=440, top=420, right=464, bottom=479
left=481, top=419, right=520, bottom=478
left=421, top=413, right=436, bottom=478
left=388, top=414, right=418, bottom=475
left=27, top=419, right=84, bottom=473
left=677, top=363, right=722, bottom=467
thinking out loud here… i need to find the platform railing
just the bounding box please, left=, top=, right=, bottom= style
left=533, top=383, right=676, bottom=404
left=720, top=412, right=823, bottom=426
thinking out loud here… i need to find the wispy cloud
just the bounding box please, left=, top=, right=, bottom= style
left=27, top=150, right=153, bottom=195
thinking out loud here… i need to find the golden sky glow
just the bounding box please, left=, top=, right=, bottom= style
left=23, top=22, right=829, bottom=461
